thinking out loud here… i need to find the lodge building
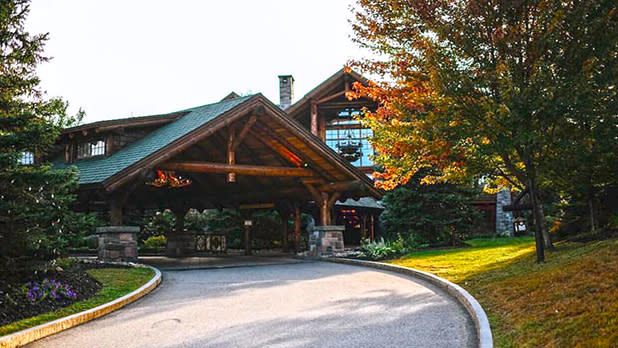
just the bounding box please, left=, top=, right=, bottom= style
left=49, top=68, right=513, bottom=260
left=50, top=68, right=387, bottom=258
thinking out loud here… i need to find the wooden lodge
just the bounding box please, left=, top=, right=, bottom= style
left=51, top=68, right=385, bottom=258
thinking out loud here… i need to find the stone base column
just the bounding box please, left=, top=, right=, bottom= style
left=496, top=189, right=514, bottom=236
left=165, top=232, right=196, bottom=257
left=96, top=226, right=139, bottom=263
left=308, top=225, right=345, bottom=257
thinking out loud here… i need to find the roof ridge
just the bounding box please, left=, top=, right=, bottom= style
left=177, top=94, right=256, bottom=113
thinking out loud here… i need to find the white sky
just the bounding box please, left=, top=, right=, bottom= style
left=26, top=0, right=368, bottom=124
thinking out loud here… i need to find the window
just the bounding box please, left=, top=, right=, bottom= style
left=19, top=151, right=34, bottom=165
left=76, top=140, right=106, bottom=159
left=325, top=125, right=374, bottom=168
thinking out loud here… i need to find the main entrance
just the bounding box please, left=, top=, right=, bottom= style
left=67, top=95, right=381, bottom=260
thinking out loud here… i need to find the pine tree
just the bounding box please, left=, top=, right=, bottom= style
left=0, top=0, right=89, bottom=263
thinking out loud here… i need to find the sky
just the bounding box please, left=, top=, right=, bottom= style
left=26, top=0, right=369, bottom=124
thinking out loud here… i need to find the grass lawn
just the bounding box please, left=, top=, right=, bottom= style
left=0, top=267, right=155, bottom=336
left=390, top=237, right=618, bottom=348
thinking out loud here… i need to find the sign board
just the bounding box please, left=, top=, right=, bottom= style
left=244, top=220, right=253, bottom=226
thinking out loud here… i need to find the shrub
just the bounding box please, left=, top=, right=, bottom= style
left=360, top=237, right=401, bottom=260
left=143, top=235, right=167, bottom=249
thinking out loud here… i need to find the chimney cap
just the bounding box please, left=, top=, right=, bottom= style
left=278, top=75, right=294, bottom=81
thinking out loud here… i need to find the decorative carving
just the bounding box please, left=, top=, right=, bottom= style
left=146, top=170, right=191, bottom=188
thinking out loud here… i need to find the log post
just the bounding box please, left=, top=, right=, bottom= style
left=319, top=115, right=326, bottom=141
left=370, top=214, right=375, bottom=241
left=244, top=223, right=252, bottom=256
left=294, top=204, right=301, bottom=253
left=109, top=198, right=123, bottom=225
left=310, top=100, right=318, bottom=136
left=166, top=205, right=191, bottom=257
left=227, top=124, right=236, bottom=183
left=280, top=210, right=290, bottom=252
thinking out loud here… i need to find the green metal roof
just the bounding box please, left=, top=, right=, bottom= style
left=55, top=95, right=254, bottom=185
left=336, top=197, right=384, bottom=210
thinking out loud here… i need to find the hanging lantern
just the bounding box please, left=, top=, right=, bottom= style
left=146, top=170, right=191, bottom=188
left=337, top=130, right=362, bottom=162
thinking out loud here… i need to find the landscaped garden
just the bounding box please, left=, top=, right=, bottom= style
left=0, top=262, right=155, bottom=336
left=389, top=237, right=618, bottom=347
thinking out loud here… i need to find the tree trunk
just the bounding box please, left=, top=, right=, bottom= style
left=528, top=180, right=545, bottom=263
left=537, top=201, right=554, bottom=250
left=588, top=197, right=596, bottom=233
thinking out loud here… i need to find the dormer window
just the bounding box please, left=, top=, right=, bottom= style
left=76, top=139, right=106, bottom=159
left=19, top=151, right=34, bottom=165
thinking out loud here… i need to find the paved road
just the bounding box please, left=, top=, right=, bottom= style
left=28, top=262, right=476, bottom=348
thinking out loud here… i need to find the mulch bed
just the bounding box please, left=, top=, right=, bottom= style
left=0, top=261, right=105, bottom=327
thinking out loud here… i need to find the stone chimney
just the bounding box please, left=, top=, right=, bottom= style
left=278, top=75, right=294, bottom=110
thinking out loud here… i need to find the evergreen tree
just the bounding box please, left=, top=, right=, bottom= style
left=0, top=0, right=88, bottom=263
left=381, top=169, right=480, bottom=246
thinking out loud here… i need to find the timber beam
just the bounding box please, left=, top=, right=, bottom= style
left=318, top=180, right=364, bottom=193
left=158, top=161, right=316, bottom=177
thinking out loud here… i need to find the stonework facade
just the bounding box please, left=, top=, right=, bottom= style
left=96, top=226, right=139, bottom=262
left=495, top=190, right=514, bottom=236
left=308, top=225, right=345, bottom=257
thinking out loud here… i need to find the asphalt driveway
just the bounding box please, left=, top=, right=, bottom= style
left=27, top=261, right=476, bottom=348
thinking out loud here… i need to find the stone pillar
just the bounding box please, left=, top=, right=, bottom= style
left=496, top=189, right=514, bottom=236
left=307, top=225, right=345, bottom=257
left=96, top=226, right=139, bottom=263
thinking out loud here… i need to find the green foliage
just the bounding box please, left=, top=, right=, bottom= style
left=250, top=210, right=282, bottom=249
left=203, top=209, right=244, bottom=249
left=184, top=208, right=207, bottom=232
left=0, top=0, right=89, bottom=263
left=381, top=169, right=481, bottom=246
left=360, top=235, right=413, bottom=260
left=139, top=210, right=174, bottom=243
left=351, top=0, right=618, bottom=259
left=0, top=267, right=154, bottom=336
left=143, top=235, right=167, bottom=249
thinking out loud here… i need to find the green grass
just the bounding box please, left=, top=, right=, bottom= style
left=389, top=237, right=618, bottom=347
left=0, top=267, right=155, bottom=336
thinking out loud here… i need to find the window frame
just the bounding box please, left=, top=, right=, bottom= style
left=76, top=139, right=106, bottom=160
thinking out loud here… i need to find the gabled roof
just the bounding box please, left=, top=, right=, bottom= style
left=55, top=95, right=254, bottom=185
left=286, top=67, right=370, bottom=117
left=55, top=94, right=382, bottom=200
left=61, top=111, right=187, bottom=135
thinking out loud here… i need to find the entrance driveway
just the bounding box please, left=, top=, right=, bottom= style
left=27, top=262, right=476, bottom=348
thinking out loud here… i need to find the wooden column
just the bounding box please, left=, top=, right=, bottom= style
left=109, top=198, right=123, bottom=225
left=370, top=214, right=375, bottom=241
left=360, top=214, right=367, bottom=240
left=167, top=204, right=190, bottom=257
left=304, top=183, right=340, bottom=226
left=244, top=223, right=252, bottom=255
left=310, top=101, right=318, bottom=136
left=280, top=210, right=289, bottom=252
left=174, top=210, right=185, bottom=236
left=294, top=204, right=301, bottom=253
left=227, top=125, right=236, bottom=183
left=319, top=115, right=326, bottom=141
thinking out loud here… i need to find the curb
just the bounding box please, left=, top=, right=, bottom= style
left=0, top=265, right=162, bottom=348
left=326, top=258, right=493, bottom=348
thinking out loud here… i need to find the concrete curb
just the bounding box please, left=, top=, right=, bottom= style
left=326, top=258, right=493, bottom=348
left=0, top=265, right=162, bottom=348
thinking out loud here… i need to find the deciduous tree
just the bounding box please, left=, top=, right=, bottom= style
left=350, top=0, right=618, bottom=262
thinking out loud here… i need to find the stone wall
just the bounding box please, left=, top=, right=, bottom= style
left=96, top=226, right=139, bottom=262
left=495, top=190, right=514, bottom=236
left=308, top=225, right=345, bottom=257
